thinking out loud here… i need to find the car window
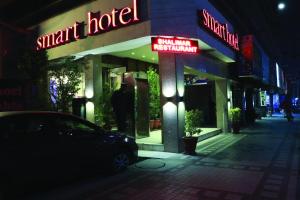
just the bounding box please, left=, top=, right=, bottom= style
left=0, top=116, right=29, bottom=138
left=0, top=114, right=52, bottom=139
left=53, top=115, right=97, bottom=137
left=0, top=119, right=8, bottom=140
left=25, top=116, right=51, bottom=135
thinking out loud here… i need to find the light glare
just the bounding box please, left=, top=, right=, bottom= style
left=278, top=2, right=285, bottom=10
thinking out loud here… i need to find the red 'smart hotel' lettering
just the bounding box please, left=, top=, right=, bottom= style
left=36, top=0, right=139, bottom=50
left=34, top=0, right=241, bottom=153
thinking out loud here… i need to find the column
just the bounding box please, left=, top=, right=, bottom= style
left=245, top=88, right=255, bottom=124
left=215, top=79, right=229, bottom=132
left=85, top=55, right=102, bottom=123
left=269, top=93, right=274, bottom=114
left=159, top=53, right=185, bottom=153
left=0, top=30, right=3, bottom=79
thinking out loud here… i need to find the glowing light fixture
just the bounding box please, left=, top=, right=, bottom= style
left=86, top=101, right=94, bottom=111
left=163, top=102, right=177, bottom=116
left=86, top=101, right=95, bottom=122
left=85, top=89, right=94, bottom=99
left=278, top=2, right=286, bottom=10
left=276, top=63, right=280, bottom=87
left=162, top=84, right=176, bottom=98
left=177, top=81, right=185, bottom=97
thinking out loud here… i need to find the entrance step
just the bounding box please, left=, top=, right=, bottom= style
left=136, top=128, right=222, bottom=152
left=137, top=143, right=164, bottom=151
left=197, top=128, right=222, bottom=142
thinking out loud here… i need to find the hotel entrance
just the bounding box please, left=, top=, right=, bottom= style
left=184, top=67, right=226, bottom=140
left=106, top=44, right=163, bottom=150
left=70, top=44, right=163, bottom=149
left=100, top=66, right=153, bottom=140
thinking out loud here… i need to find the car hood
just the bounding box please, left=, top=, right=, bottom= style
left=103, top=131, right=135, bottom=144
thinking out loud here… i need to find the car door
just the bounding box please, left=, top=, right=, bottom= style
left=22, top=114, right=62, bottom=175
left=0, top=116, right=25, bottom=190
left=0, top=115, right=34, bottom=175
left=0, top=116, right=18, bottom=174
left=0, top=114, right=55, bottom=178
left=51, top=115, right=109, bottom=169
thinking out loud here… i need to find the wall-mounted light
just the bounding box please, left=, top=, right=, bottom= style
left=162, top=83, right=176, bottom=98
left=86, top=101, right=94, bottom=110
left=163, top=102, right=177, bottom=116
left=276, top=63, right=280, bottom=88
left=85, top=89, right=94, bottom=99
left=86, top=101, right=95, bottom=122
left=278, top=2, right=286, bottom=10
left=177, top=83, right=184, bottom=97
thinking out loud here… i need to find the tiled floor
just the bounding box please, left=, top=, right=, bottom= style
left=27, top=114, right=300, bottom=200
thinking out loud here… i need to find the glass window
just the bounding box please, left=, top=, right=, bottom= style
left=25, top=116, right=51, bottom=135
left=1, top=116, right=28, bottom=138
left=53, top=116, right=97, bottom=137
left=1, top=115, right=51, bottom=138
left=0, top=119, right=9, bottom=140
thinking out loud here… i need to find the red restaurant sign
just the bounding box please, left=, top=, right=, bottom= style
left=151, top=37, right=199, bottom=54
left=36, top=0, right=139, bottom=50
left=199, top=9, right=239, bottom=51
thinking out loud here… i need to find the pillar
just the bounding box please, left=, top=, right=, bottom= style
left=0, top=30, right=3, bottom=79
left=85, top=55, right=102, bottom=123
left=159, top=53, right=185, bottom=153
left=245, top=88, right=255, bottom=124
left=269, top=93, right=274, bottom=114
left=215, top=79, right=229, bottom=132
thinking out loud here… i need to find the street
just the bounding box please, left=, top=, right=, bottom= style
left=22, top=114, right=300, bottom=200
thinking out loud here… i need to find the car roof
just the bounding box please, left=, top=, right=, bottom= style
left=0, top=111, right=75, bottom=118
left=0, top=111, right=103, bottom=130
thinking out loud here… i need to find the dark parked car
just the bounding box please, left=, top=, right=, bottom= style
left=0, top=111, right=138, bottom=198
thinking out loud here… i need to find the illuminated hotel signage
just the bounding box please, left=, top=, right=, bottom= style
left=36, top=0, right=139, bottom=50
left=199, top=9, right=239, bottom=51
left=151, top=37, right=199, bottom=54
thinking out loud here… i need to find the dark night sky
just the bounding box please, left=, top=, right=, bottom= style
left=246, top=0, right=300, bottom=81
left=0, top=0, right=93, bottom=27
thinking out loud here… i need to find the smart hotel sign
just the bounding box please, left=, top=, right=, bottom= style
left=199, top=9, right=239, bottom=51
left=36, top=0, right=139, bottom=50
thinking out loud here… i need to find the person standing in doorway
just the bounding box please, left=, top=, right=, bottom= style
left=280, top=95, right=294, bottom=121
left=111, top=83, right=135, bottom=135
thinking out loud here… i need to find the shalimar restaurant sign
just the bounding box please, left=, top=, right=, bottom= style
left=151, top=37, right=200, bottom=54
left=199, top=9, right=239, bottom=51
left=36, top=0, right=139, bottom=50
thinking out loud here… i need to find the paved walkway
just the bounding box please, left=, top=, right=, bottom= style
left=27, top=114, right=300, bottom=200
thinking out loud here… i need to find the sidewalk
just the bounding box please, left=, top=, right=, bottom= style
left=27, top=115, right=300, bottom=200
